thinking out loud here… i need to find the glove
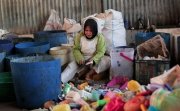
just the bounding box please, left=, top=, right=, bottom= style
left=85, top=60, right=93, bottom=65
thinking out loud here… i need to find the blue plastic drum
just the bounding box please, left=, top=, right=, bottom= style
left=0, top=52, right=6, bottom=72
left=10, top=55, right=61, bottom=109
left=15, top=42, right=50, bottom=56
left=34, top=30, right=68, bottom=48
left=0, top=40, right=14, bottom=55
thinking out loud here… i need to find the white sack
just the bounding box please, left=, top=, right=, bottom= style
left=101, top=9, right=127, bottom=55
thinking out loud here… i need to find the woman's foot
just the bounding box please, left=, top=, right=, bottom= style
left=92, top=73, right=104, bottom=81
left=85, top=69, right=96, bottom=80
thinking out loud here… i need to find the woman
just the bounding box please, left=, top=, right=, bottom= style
left=61, top=18, right=110, bottom=83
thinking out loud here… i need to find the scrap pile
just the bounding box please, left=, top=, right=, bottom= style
left=37, top=65, right=180, bottom=111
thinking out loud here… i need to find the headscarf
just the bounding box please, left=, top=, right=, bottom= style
left=84, top=19, right=98, bottom=39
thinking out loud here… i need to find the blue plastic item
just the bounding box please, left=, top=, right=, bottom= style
left=4, top=54, right=21, bottom=72
left=15, top=42, right=50, bottom=56
left=34, top=30, right=68, bottom=48
left=135, top=32, right=171, bottom=51
left=0, top=52, right=6, bottom=72
left=10, top=55, right=61, bottom=109
left=0, top=39, right=14, bottom=55
left=12, top=37, right=34, bottom=44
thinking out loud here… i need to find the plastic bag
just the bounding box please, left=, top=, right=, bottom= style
left=44, top=9, right=62, bottom=31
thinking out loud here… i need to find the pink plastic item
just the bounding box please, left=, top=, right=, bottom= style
left=107, top=76, right=129, bottom=88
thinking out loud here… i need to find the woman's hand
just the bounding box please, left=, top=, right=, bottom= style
left=78, top=60, right=85, bottom=65
left=85, top=61, right=93, bottom=65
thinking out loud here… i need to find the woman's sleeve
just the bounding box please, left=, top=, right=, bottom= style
left=92, top=34, right=106, bottom=64
left=73, top=32, right=85, bottom=63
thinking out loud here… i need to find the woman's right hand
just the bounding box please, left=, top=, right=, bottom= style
left=78, top=60, right=85, bottom=65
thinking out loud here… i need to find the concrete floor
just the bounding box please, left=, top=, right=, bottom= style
left=0, top=101, right=24, bottom=111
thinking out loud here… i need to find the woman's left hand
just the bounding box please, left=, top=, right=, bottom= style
left=85, top=61, right=93, bottom=65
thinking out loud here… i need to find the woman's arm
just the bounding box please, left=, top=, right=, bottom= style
left=92, top=33, right=106, bottom=64
left=73, top=32, right=85, bottom=64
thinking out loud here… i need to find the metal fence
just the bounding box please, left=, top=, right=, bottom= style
left=0, top=0, right=179, bottom=34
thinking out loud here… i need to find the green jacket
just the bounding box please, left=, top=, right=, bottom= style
left=73, top=32, right=106, bottom=65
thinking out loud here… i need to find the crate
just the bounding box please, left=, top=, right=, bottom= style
left=0, top=72, right=15, bottom=101
left=135, top=59, right=170, bottom=85
left=135, top=32, right=171, bottom=85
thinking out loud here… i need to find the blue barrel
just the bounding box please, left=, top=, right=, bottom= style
left=10, top=55, right=61, bottom=109
left=34, top=30, right=68, bottom=48
left=15, top=42, right=50, bottom=56
left=12, top=37, right=34, bottom=45
left=4, top=54, right=21, bottom=72
left=0, top=52, right=6, bottom=72
left=0, top=40, right=14, bottom=55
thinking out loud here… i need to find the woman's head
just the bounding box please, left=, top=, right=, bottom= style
left=84, top=19, right=98, bottom=39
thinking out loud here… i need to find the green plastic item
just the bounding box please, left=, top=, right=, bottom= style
left=0, top=72, right=15, bottom=101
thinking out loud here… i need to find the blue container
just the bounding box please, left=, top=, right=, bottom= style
left=34, top=30, right=68, bottom=48
left=12, top=37, right=34, bottom=45
left=135, top=32, right=171, bottom=51
left=0, top=40, right=14, bottom=55
left=10, top=55, right=61, bottom=109
left=0, top=52, right=6, bottom=72
left=4, top=54, right=21, bottom=72
left=15, top=42, right=50, bottom=56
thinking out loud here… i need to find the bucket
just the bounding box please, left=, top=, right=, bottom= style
left=49, top=44, right=73, bottom=66
left=0, top=52, right=6, bottom=72
left=10, top=55, right=61, bottom=109
left=34, top=30, right=68, bottom=48
left=15, top=42, right=50, bottom=56
left=49, top=46, right=68, bottom=66
left=0, top=72, right=15, bottom=101
left=61, top=44, right=74, bottom=62
left=0, top=39, right=14, bottom=55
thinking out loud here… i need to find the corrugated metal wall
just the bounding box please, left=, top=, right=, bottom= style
left=0, top=0, right=82, bottom=33
left=0, top=0, right=179, bottom=34
left=103, top=0, right=179, bottom=28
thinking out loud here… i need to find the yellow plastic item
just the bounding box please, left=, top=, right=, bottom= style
left=80, top=105, right=95, bottom=111
left=52, top=104, right=71, bottom=111
left=78, top=82, right=88, bottom=90
left=127, top=80, right=141, bottom=92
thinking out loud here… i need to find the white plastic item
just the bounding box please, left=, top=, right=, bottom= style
left=110, top=47, right=134, bottom=79
left=79, top=90, right=92, bottom=100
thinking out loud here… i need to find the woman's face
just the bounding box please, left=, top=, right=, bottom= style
left=84, top=26, right=93, bottom=39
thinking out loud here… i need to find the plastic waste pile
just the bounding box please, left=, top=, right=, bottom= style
left=31, top=64, right=180, bottom=111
